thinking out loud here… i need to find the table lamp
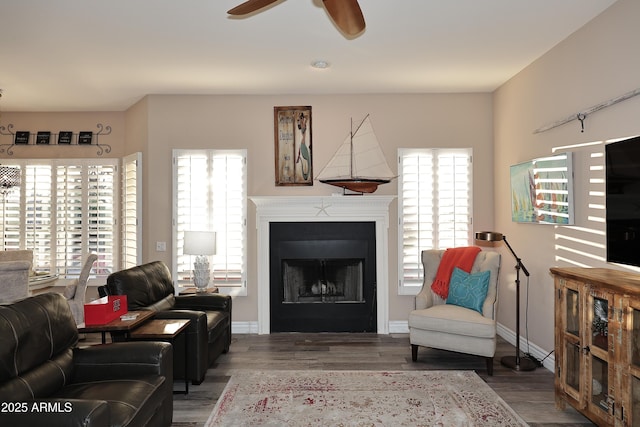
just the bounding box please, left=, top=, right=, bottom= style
left=183, top=230, right=216, bottom=292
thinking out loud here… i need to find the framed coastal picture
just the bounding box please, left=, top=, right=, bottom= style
left=510, top=152, right=574, bottom=225
left=274, top=106, right=312, bottom=186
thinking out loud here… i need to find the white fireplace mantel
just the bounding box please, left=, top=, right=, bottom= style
left=251, top=195, right=395, bottom=334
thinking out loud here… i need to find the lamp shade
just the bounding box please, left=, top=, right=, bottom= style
left=184, top=231, right=216, bottom=255
left=475, top=231, right=504, bottom=242
left=0, top=166, right=21, bottom=191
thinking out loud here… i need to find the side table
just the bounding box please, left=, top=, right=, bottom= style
left=78, top=310, right=155, bottom=344
left=128, top=318, right=191, bottom=394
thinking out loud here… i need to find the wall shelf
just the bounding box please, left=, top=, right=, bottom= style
left=0, top=123, right=112, bottom=156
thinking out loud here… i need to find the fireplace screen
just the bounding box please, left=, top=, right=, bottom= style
left=282, top=258, right=364, bottom=303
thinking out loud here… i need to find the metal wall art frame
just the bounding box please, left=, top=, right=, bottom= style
left=0, top=123, right=112, bottom=156
left=510, top=152, right=574, bottom=225
left=274, top=106, right=312, bottom=186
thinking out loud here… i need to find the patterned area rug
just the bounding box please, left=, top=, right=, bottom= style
left=205, top=370, right=527, bottom=426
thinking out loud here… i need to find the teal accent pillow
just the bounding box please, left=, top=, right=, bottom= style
left=446, top=267, right=491, bottom=313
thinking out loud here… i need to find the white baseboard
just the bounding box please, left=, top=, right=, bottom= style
left=389, top=320, right=410, bottom=334
left=496, top=323, right=554, bottom=372
left=232, top=321, right=259, bottom=334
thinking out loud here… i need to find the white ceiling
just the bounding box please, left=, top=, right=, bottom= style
left=0, top=0, right=618, bottom=112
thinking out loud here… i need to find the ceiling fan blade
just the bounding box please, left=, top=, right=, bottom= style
left=322, top=0, right=365, bottom=36
left=227, top=0, right=280, bottom=15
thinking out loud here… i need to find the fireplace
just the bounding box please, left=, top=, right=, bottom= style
left=251, top=195, right=394, bottom=334
left=270, top=222, right=376, bottom=332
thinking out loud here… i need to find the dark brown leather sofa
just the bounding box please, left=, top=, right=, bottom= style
left=0, top=293, right=173, bottom=427
left=104, top=261, right=232, bottom=385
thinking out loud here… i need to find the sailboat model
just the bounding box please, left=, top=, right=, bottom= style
left=317, top=115, right=395, bottom=194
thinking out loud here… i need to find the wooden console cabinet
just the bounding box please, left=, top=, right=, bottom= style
left=551, top=267, right=640, bottom=426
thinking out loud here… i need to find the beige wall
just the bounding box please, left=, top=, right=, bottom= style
left=493, top=0, right=640, bottom=351
left=0, top=112, right=126, bottom=158
left=136, top=93, right=495, bottom=322
left=1, top=94, right=494, bottom=325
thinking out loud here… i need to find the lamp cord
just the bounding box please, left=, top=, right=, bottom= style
left=523, top=274, right=543, bottom=367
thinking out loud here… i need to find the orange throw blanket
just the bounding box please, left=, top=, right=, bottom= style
left=431, top=246, right=481, bottom=299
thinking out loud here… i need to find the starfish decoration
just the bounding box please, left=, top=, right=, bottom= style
left=314, top=200, right=332, bottom=216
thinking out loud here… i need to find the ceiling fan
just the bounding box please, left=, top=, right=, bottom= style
left=227, top=0, right=366, bottom=37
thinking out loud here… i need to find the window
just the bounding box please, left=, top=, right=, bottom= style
left=173, top=149, right=247, bottom=296
left=398, top=148, right=473, bottom=295
left=0, top=159, right=123, bottom=280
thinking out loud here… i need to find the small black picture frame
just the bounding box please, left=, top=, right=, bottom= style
left=36, top=131, right=51, bottom=145
left=58, top=131, right=73, bottom=144
left=15, top=131, right=30, bottom=145
left=78, top=131, right=93, bottom=145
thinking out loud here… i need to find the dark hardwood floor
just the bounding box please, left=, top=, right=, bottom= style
left=160, top=333, right=595, bottom=426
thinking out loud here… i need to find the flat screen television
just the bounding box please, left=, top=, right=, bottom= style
left=605, top=135, right=640, bottom=267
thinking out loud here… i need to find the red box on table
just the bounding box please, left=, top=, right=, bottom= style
left=84, top=295, right=128, bottom=325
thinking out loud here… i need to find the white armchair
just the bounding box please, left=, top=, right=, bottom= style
left=408, top=249, right=501, bottom=375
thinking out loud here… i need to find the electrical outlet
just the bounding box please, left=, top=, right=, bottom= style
left=156, top=241, right=166, bottom=252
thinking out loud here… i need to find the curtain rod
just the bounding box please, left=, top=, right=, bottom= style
left=533, top=87, right=640, bottom=134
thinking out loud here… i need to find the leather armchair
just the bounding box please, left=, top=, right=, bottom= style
left=105, top=261, right=232, bottom=384
left=408, top=249, right=501, bottom=375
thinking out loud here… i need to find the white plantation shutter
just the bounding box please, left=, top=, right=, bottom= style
left=25, top=164, right=53, bottom=270
left=398, top=148, right=472, bottom=295
left=210, top=154, right=245, bottom=283
left=86, top=164, right=116, bottom=275
left=55, top=164, right=83, bottom=275
left=173, top=149, right=247, bottom=294
left=0, top=159, right=119, bottom=279
left=1, top=175, right=21, bottom=251
left=122, top=153, right=141, bottom=269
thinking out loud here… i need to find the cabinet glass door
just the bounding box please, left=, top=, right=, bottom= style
left=591, top=297, right=608, bottom=351
left=561, top=283, right=582, bottom=399
left=564, top=340, right=581, bottom=391
left=633, top=307, right=640, bottom=368
left=566, top=288, right=580, bottom=337
left=586, top=290, right=615, bottom=424
left=632, top=375, right=640, bottom=426
left=626, top=303, right=640, bottom=426
left=590, top=355, right=609, bottom=413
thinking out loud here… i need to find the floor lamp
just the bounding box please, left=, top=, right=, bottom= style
left=475, top=231, right=537, bottom=371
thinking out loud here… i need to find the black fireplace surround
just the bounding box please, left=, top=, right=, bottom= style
left=270, top=221, right=377, bottom=332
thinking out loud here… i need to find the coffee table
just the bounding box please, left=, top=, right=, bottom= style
left=78, top=310, right=155, bottom=344
left=128, top=318, right=191, bottom=394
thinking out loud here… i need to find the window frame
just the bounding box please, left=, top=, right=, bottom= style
left=0, top=158, right=124, bottom=282
left=172, top=149, right=248, bottom=296
left=121, top=152, right=142, bottom=269
left=397, top=147, right=473, bottom=296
